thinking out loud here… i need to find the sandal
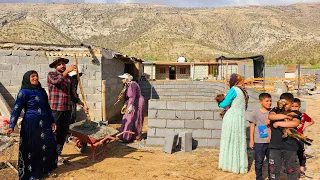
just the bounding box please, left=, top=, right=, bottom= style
left=300, top=172, right=306, bottom=178
left=58, top=158, right=71, bottom=165
left=47, top=172, right=57, bottom=178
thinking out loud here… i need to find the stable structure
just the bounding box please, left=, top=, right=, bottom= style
left=0, top=43, right=143, bottom=122
left=143, top=61, right=241, bottom=81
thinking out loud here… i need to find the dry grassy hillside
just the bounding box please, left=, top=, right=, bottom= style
left=0, top=3, right=320, bottom=63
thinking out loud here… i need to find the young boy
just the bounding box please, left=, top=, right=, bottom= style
left=249, top=93, right=272, bottom=180
left=268, top=93, right=301, bottom=180
left=291, top=98, right=314, bottom=177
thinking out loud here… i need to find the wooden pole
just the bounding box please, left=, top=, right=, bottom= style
left=74, top=54, right=91, bottom=121
left=225, top=62, right=229, bottom=94
left=102, top=80, right=107, bottom=121
left=298, top=63, right=301, bottom=96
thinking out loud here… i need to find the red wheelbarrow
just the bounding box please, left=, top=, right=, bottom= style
left=68, top=121, right=134, bottom=161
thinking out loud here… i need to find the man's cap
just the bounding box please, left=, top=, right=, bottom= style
left=49, top=57, right=69, bottom=68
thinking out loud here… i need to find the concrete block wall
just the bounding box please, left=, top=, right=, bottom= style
left=101, top=50, right=126, bottom=122
left=140, top=81, right=261, bottom=101
left=147, top=99, right=223, bottom=147
left=140, top=81, right=226, bottom=100
left=0, top=49, right=102, bottom=121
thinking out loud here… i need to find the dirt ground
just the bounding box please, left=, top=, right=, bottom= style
left=1, top=96, right=320, bottom=180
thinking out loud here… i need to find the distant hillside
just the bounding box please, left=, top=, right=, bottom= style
left=0, top=3, right=320, bottom=63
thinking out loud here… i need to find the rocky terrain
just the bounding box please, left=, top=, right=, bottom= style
left=0, top=3, right=320, bottom=62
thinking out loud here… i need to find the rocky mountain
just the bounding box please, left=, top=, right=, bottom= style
left=0, top=3, right=320, bottom=63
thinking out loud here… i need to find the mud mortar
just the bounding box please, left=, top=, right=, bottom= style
left=70, top=120, right=119, bottom=139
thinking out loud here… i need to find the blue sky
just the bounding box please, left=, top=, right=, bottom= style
left=1, top=0, right=320, bottom=7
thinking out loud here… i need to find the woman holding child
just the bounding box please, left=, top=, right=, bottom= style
left=217, top=73, right=249, bottom=174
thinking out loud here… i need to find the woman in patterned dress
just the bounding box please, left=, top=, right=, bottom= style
left=217, top=73, right=249, bottom=174
left=6, top=70, right=58, bottom=180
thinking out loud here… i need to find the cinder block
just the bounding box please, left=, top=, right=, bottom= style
left=10, top=79, right=22, bottom=86
left=0, top=50, right=12, bottom=56
left=86, top=94, right=101, bottom=102
left=12, top=64, right=28, bottom=72
left=166, top=120, right=185, bottom=128
left=77, top=56, right=93, bottom=64
left=204, top=102, right=219, bottom=110
left=11, top=50, right=27, bottom=56
left=88, top=80, right=101, bottom=87
left=163, top=132, right=179, bottom=154
left=34, top=56, right=49, bottom=64
left=40, top=64, right=52, bottom=73
left=204, top=120, right=222, bottom=129
left=214, top=112, right=222, bottom=120
left=0, top=56, right=5, bottom=63
left=195, top=111, right=214, bottom=120
left=149, top=100, right=166, bottom=109
left=194, top=138, right=207, bottom=147
left=167, top=101, right=186, bottom=110
left=94, top=87, right=102, bottom=94
left=157, top=110, right=175, bottom=119
left=27, top=64, right=41, bottom=72
left=86, top=64, right=101, bottom=71
left=94, top=102, right=101, bottom=110
left=26, top=51, right=46, bottom=56
left=193, top=129, right=211, bottom=138
left=185, top=120, right=204, bottom=129
left=175, top=110, right=194, bottom=119
left=186, top=102, right=205, bottom=110
left=207, top=139, right=220, bottom=147
left=19, top=56, right=35, bottom=64
left=156, top=128, right=175, bottom=137
left=4, top=71, right=17, bottom=79
left=212, top=130, right=222, bottom=138
left=147, top=137, right=165, bottom=145
left=148, top=119, right=166, bottom=128
left=178, top=131, right=192, bottom=152
left=148, top=109, right=158, bottom=119
left=0, top=79, right=10, bottom=86
left=93, top=71, right=101, bottom=79
left=5, top=56, right=19, bottom=64
left=80, top=79, right=88, bottom=88
left=148, top=128, right=156, bottom=136
left=83, top=87, right=95, bottom=94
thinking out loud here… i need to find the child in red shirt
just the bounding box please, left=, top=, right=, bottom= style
left=292, top=98, right=315, bottom=177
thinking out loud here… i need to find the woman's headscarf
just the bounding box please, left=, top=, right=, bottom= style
left=21, top=70, right=43, bottom=90
left=229, top=73, right=249, bottom=110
